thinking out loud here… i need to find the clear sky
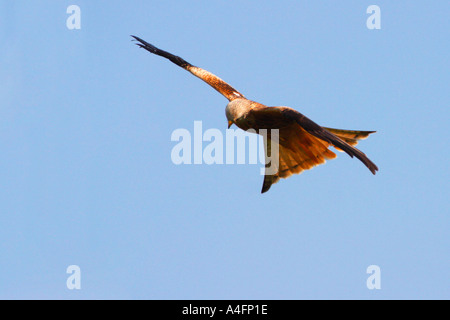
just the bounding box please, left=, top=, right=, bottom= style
left=0, top=1, right=448, bottom=299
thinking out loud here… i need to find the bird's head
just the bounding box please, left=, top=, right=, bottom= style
left=225, top=98, right=251, bottom=129
left=225, top=103, right=235, bottom=128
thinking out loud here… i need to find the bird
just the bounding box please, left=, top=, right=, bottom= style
left=131, top=35, right=378, bottom=193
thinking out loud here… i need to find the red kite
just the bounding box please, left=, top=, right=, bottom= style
left=132, top=36, right=378, bottom=193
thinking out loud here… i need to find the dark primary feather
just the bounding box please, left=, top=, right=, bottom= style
left=131, top=35, right=191, bottom=68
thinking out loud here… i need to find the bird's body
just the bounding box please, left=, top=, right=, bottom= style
left=132, top=36, right=378, bottom=193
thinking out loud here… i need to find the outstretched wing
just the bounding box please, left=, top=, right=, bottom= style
left=248, top=106, right=378, bottom=193
left=132, top=36, right=244, bottom=101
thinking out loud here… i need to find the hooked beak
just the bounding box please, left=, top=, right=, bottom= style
left=227, top=120, right=233, bottom=129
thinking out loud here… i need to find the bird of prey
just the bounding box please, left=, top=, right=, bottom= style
left=132, top=35, right=378, bottom=193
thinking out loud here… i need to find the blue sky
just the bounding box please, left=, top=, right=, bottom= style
left=0, top=1, right=448, bottom=299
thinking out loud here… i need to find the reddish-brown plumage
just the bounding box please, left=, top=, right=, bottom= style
left=132, top=36, right=378, bottom=193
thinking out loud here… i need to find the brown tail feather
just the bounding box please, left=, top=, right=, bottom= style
left=322, top=128, right=376, bottom=147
